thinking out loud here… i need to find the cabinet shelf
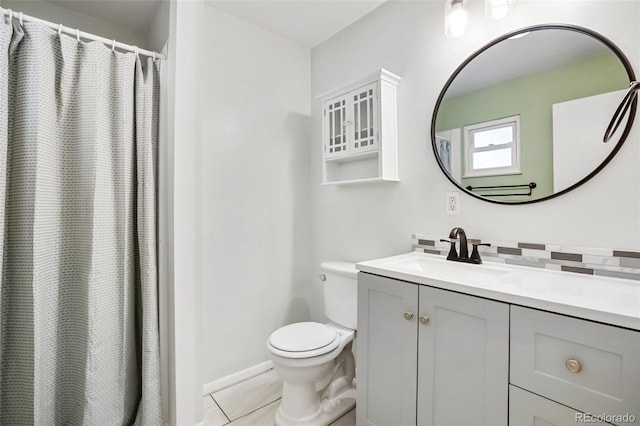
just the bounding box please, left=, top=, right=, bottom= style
left=323, top=150, right=378, bottom=164
left=320, top=69, right=400, bottom=185
left=321, top=176, right=399, bottom=186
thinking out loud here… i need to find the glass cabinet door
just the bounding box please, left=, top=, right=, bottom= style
left=323, top=83, right=378, bottom=159
left=324, top=95, right=349, bottom=159
left=351, top=83, right=378, bottom=155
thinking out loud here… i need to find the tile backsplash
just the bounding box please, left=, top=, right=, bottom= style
left=412, top=234, right=640, bottom=281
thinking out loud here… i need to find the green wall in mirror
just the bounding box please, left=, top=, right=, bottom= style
left=436, top=51, right=627, bottom=202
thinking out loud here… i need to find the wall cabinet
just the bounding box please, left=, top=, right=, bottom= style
left=356, top=273, right=509, bottom=426
left=320, top=69, right=400, bottom=185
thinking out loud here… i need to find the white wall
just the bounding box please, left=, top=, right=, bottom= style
left=309, top=0, right=640, bottom=321
left=146, top=0, right=169, bottom=53
left=169, top=0, right=311, bottom=396
left=144, top=0, right=314, bottom=420
left=197, top=4, right=312, bottom=384
left=166, top=2, right=205, bottom=423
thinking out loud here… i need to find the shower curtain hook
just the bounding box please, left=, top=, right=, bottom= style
left=7, top=10, right=12, bottom=23
left=18, top=12, right=23, bottom=26
left=134, top=46, right=139, bottom=58
left=76, top=28, right=80, bottom=43
left=153, top=51, right=157, bottom=61
left=112, top=39, right=116, bottom=52
left=58, top=23, right=63, bottom=35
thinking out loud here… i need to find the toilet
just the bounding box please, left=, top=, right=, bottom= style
left=267, top=261, right=357, bottom=426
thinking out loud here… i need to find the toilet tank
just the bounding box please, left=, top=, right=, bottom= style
left=321, top=261, right=358, bottom=330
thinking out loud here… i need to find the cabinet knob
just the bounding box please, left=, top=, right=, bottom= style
left=403, top=312, right=414, bottom=321
left=419, top=315, right=430, bottom=325
left=565, top=359, right=582, bottom=373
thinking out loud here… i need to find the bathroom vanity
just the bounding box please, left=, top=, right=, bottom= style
left=355, top=252, right=640, bottom=426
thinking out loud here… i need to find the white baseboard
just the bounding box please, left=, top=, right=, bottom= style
left=202, top=360, right=274, bottom=396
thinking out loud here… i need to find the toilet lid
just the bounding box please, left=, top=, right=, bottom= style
left=268, top=322, right=338, bottom=353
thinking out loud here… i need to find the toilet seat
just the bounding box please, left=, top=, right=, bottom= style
left=268, top=322, right=340, bottom=359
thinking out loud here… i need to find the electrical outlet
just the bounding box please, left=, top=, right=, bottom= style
left=446, top=192, right=460, bottom=215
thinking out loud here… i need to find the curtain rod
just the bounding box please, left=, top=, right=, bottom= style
left=0, top=7, right=166, bottom=61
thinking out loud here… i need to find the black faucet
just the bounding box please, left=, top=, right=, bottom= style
left=449, top=227, right=468, bottom=259
left=440, top=227, right=491, bottom=264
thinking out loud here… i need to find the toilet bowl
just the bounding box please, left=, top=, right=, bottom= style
left=266, top=262, right=358, bottom=426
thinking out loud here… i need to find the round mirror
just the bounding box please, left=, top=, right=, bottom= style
left=431, top=24, right=636, bottom=204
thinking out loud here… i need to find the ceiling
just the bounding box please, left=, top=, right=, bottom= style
left=41, top=0, right=386, bottom=48
left=44, top=0, right=165, bottom=35
left=205, top=0, right=386, bottom=48
left=445, top=28, right=613, bottom=98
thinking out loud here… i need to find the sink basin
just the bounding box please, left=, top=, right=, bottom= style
left=383, top=253, right=510, bottom=282
left=356, top=251, right=640, bottom=331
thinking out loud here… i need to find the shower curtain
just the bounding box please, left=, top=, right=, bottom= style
left=0, top=18, right=162, bottom=425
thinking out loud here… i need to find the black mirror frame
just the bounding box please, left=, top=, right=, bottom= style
left=431, top=24, right=637, bottom=205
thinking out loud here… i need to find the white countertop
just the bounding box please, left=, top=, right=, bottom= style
left=357, top=252, right=640, bottom=331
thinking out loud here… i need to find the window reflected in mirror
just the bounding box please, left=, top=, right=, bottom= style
left=464, top=115, right=520, bottom=177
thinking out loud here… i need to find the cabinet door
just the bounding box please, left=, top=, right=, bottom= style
left=509, top=385, right=609, bottom=426
left=350, top=82, right=378, bottom=155
left=323, top=94, right=349, bottom=159
left=510, top=306, right=640, bottom=424
left=417, top=286, right=509, bottom=426
left=357, top=273, right=418, bottom=426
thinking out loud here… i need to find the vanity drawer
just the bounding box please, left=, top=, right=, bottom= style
left=510, top=306, right=640, bottom=425
left=509, top=385, right=608, bottom=426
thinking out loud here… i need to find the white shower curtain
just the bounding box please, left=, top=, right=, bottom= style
left=0, top=19, right=163, bottom=425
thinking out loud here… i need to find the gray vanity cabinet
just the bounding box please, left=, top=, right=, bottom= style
left=356, top=273, right=418, bottom=426
left=356, top=272, right=509, bottom=426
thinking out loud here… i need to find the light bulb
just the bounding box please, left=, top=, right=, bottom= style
left=486, top=0, right=513, bottom=20
left=445, top=0, right=468, bottom=37
left=491, top=4, right=509, bottom=19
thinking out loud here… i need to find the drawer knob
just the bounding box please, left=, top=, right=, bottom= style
left=419, top=315, right=430, bottom=325
left=403, top=312, right=414, bottom=321
left=565, top=359, right=582, bottom=373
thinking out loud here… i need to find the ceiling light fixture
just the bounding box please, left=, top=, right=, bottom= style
left=444, top=0, right=469, bottom=37
left=485, top=0, right=513, bottom=20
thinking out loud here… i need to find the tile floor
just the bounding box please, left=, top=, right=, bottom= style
left=203, top=369, right=356, bottom=426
